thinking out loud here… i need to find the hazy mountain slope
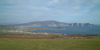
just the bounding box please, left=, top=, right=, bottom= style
left=0, top=21, right=100, bottom=35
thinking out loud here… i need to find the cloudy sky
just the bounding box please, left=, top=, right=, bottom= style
left=0, top=0, right=100, bottom=25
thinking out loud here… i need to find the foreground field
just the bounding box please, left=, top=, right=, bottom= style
left=0, top=38, right=100, bottom=50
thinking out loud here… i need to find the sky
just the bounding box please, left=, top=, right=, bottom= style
left=0, top=0, right=100, bottom=25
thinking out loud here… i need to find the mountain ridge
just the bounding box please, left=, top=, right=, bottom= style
left=11, top=20, right=95, bottom=27
left=0, top=20, right=100, bottom=35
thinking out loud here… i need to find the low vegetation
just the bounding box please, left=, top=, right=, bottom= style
left=0, top=38, right=100, bottom=50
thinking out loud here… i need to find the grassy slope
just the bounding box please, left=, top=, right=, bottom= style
left=0, top=38, right=100, bottom=50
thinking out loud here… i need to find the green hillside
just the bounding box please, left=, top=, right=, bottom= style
left=0, top=38, right=100, bottom=50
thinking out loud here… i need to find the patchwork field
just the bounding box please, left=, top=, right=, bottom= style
left=0, top=38, right=100, bottom=50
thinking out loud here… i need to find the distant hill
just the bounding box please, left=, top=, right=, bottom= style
left=15, top=20, right=67, bottom=26
left=0, top=20, right=100, bottom=35
left=14, top=20, right=94, bottom=27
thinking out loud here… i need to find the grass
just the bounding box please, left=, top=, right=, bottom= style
left=0, top=38, right=100, bottom=50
